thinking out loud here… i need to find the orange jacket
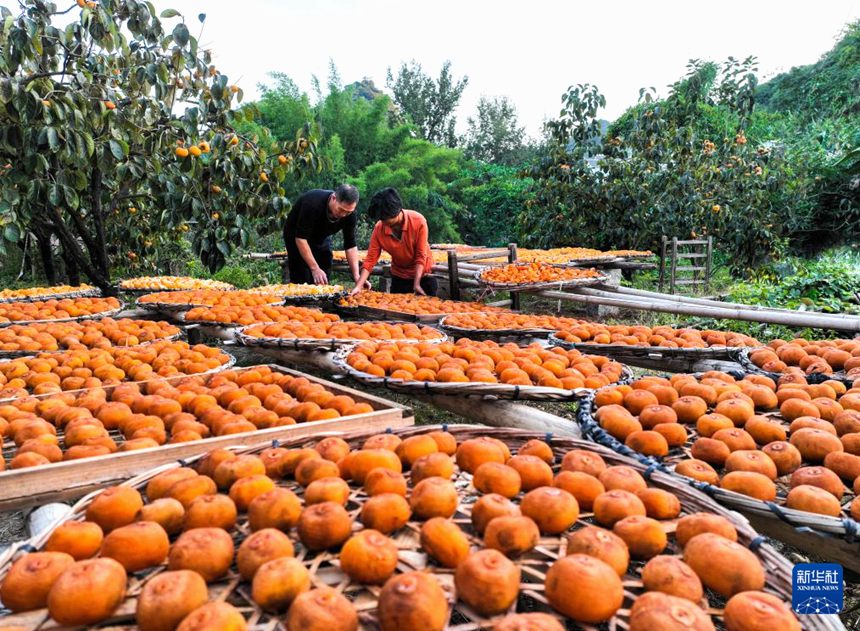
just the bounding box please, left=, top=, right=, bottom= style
left=363, top=209, right=433, bottom=279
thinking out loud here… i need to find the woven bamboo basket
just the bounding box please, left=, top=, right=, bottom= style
left=0, top=302, right=126, bottom=329
left=548, top=334, right=765, bottom=373
left=440, top=315, right=556, bottom=340
left=0, top=351, right=235, bottom=406
left=0, top=424, right=841, bottom=630
left=475, top=269, right=609, bottom=292
left=0, top=328, right=185, bottom=361
left=731, top=348, right=853, bottom=386
left=332, top=346, right=633, bottom=401
left=333, top=301, right=449, bottom=324
left=235, top=321, right=449, bottom=352
left=577, top=384, right=860, bottom=568
left=136, top=296, right=284, bottom=315
left=0, top=287, right=101, bottom=304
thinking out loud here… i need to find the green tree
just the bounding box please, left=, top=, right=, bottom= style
left=0, top=0, right=322, bottom=289
left=463, top=96, right=526, bottom=165
left=386, top=60, right=468, bottom=147
left=350, top=138, right=463, bottom=243
left=450, top=163, right=533, bottom=246
left=524, top=59, right=807, bottom=272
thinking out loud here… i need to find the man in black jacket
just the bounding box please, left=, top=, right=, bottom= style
left=283, top=184, right=365, bottom=286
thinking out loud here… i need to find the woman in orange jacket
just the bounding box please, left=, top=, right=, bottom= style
left=350, top=188, right=438, bottom=296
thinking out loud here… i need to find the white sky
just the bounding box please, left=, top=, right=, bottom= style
left=158, top=1, right=859, bottom=138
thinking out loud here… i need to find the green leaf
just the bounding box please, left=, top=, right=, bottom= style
left=3, top=223, right=20, bottom=243
left=160, top=8, right=181, bottom=18
left=172, top=23, right=189, bottom=47
left=46, top=128, right=59, bottom=152
left=109, top=139, right=127, bottom=159
left=83, top=133, right=95, bottom=157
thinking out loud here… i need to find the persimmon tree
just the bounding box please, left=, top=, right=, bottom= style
left=0, top=0, right=322, bottom=291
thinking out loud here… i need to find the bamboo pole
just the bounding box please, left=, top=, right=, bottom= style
left=605, top=284, right=860, bottom=322
left=411, top=395, right=581, bottom=437
left=537, top=289, right=860, bottom=332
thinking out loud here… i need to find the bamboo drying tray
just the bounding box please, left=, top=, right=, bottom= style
left=0, top=287, right=101, bottom=304
left=334, top=301, right=449, bottom=324
left=732, top=347, right=854, bottom=386
left=0, top=301, right=125, bottom=328
left=332, top=346, right=632, bottom=401
left=235, top=321, right=448, bottom=352
left=548, top=333, right=752, bottom=372
left=577, top=387, right=860, bottom=572
left=475, top=269, right=609, bottom=292
left=0, top=363, right=410, bottom=512
left=0, top=328, right=184, bottom=361
left=440, top=315, right=556, bottom=340
left=0, top=425, right=840, bottom=631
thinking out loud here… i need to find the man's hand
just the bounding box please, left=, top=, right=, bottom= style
left=311, top=267, right=328, bottom=285
left=356, top=278, right=372, bottom=290
left=413, top=284, right=426, bottom=296
left=349, top=285, right=363, bottom=297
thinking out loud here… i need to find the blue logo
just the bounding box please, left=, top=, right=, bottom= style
left=792, top=563, right=843, bottom=614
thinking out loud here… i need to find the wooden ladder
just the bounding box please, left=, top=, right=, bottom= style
left=658, top=236, right=713, bottom=295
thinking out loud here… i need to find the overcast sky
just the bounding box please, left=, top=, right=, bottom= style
left=157, top=1, right=859, bottom=137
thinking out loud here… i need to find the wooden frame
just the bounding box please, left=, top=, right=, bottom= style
left=0, top=364, right=413, bottom=512
left=659, top=235, right=714, bottom=294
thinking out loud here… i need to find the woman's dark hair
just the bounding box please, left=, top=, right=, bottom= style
left=367, top=187, right=403, bottom=221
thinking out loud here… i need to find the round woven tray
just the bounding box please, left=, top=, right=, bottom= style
left=136, top=296, right=284, bottom=313
left=565, top=255, right=620, bottom=265
left=548, top=333, right=744, bottom=361
left=577, top=384, right=860, bottom=546
left=0, top=329, right=187, bottom=360
left=332, top=346, right=631, bottom=401
left=0, top=287, right=101, bottom=304
left=282, top=290, right=347, bottom=305
left=440, top=315, right=556, bottom=339
left=731, top=347, right=852, bottom=385
left=235, top=321, right=449, bottom=352
left=0, top=302, right=126, bottom=329
left=0, top=424, right=839, bottom=631
left=475, top=269, right=609, bottom=292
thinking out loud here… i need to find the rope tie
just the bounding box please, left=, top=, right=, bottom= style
left=176, top=458, right=190, bottom=467
left=384, top=427, right=393, bottom=434
left=271, top=439, right=281, bottom=449
left=842, top=518, right=859, bottom=543
left=20, top=543, right=37, bottom=553
left=442, top=424, right=449, bottom=432
left=764, top=502, right=793, bottom=524
left=748, top=535, right=766, bottom=552
left=642, top=463, right=659, bottom=480
left=544, top=432, right=553, bottom=444
left=513, top=385, right=520, bottom=401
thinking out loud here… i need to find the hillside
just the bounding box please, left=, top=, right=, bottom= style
left=756, top=20, right=860, bottom=119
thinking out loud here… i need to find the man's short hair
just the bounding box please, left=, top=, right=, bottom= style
left=334, top=184, right=359, bottom=205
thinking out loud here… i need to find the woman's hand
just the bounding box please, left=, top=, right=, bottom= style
left=413, top=284, right=426, bottom=296
left=349, top=285, right=363, bottom=297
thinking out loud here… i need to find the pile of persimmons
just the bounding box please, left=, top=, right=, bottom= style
left=0, top=366, right=373, bottom=470
left=592, top=371, right=859, bottom=521
left=480, top=262, right=602, bottom=286
left=345, top=339, right=625, bottom=389
left=0, top=341, right=231, bottom=400
left=184, top=305, right=340, bottom=326
left=0, top=318, right=179, bottom=353
left=338, top=291, right=506, bottom=316
left=242, top=320, right=444, bottom=342
left=0, top=297, right=121, bottom=323
left=0, top=427, right=799, bottom=629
